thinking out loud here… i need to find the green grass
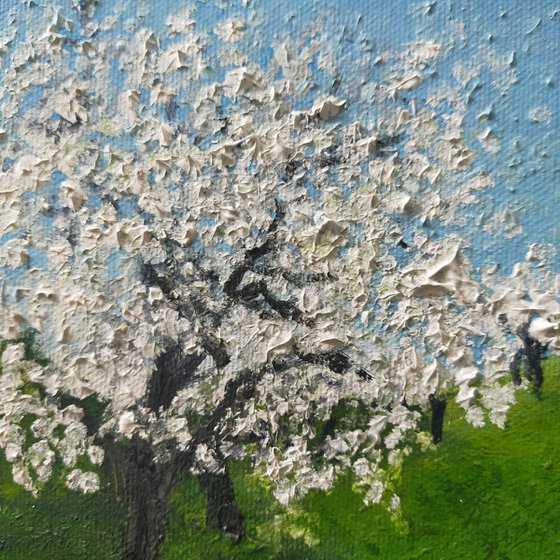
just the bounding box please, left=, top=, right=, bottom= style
left=160, top=357, right=560, bottom=560
left=0, top=455, right=126, bottom=560
left=1, top=358, right=559, bottom=559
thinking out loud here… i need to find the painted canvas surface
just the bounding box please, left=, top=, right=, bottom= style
left=0, top=1, right=559, bottom=559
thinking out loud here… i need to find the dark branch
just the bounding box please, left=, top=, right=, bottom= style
left=514, top=320, right=548, bottom=397
left=147, top=343, right=206, bottom=415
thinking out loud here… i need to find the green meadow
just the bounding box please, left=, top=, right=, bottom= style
left=1, top=358, right=559, bottom=560
left=0, top=457, right=126, bottom=560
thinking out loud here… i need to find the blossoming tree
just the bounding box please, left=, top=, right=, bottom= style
left=0, top=3, right=558, bottom=558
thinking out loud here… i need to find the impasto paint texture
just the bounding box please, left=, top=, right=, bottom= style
left=0, top=1, right=559, bottom=559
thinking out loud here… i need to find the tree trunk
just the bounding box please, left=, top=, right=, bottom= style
left=100, top=364, right=274, bottom=558
left=198, top=467, right=244, bottom=543
left=103, top=436, right=190, bottom=560
left=429, top=394, right=447, bottom=444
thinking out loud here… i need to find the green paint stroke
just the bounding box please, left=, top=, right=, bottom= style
left=0, top=454, right=126, bottom=560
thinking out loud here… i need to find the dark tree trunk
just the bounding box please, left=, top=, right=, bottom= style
left=103, top=435, right=191, bottom=560
left=198, top=467, right=244, bottom=542
left=100, top=365, right=261, bottom=559
left=102, top=340, right=207, bottom=559
left=429, top=394, right=447, bottom=444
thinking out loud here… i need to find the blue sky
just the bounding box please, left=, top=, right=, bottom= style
left=1, top=0, right=558, bottom=275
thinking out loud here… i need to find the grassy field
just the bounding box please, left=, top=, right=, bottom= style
left=1, top=358, right=559, bottom=559
left=0, top=458, right=126, bottom=560
left=161, top=357, right=560, bottom=560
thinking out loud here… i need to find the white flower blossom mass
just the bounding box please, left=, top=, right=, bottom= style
left=0, top=1, right=558, bottom=508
